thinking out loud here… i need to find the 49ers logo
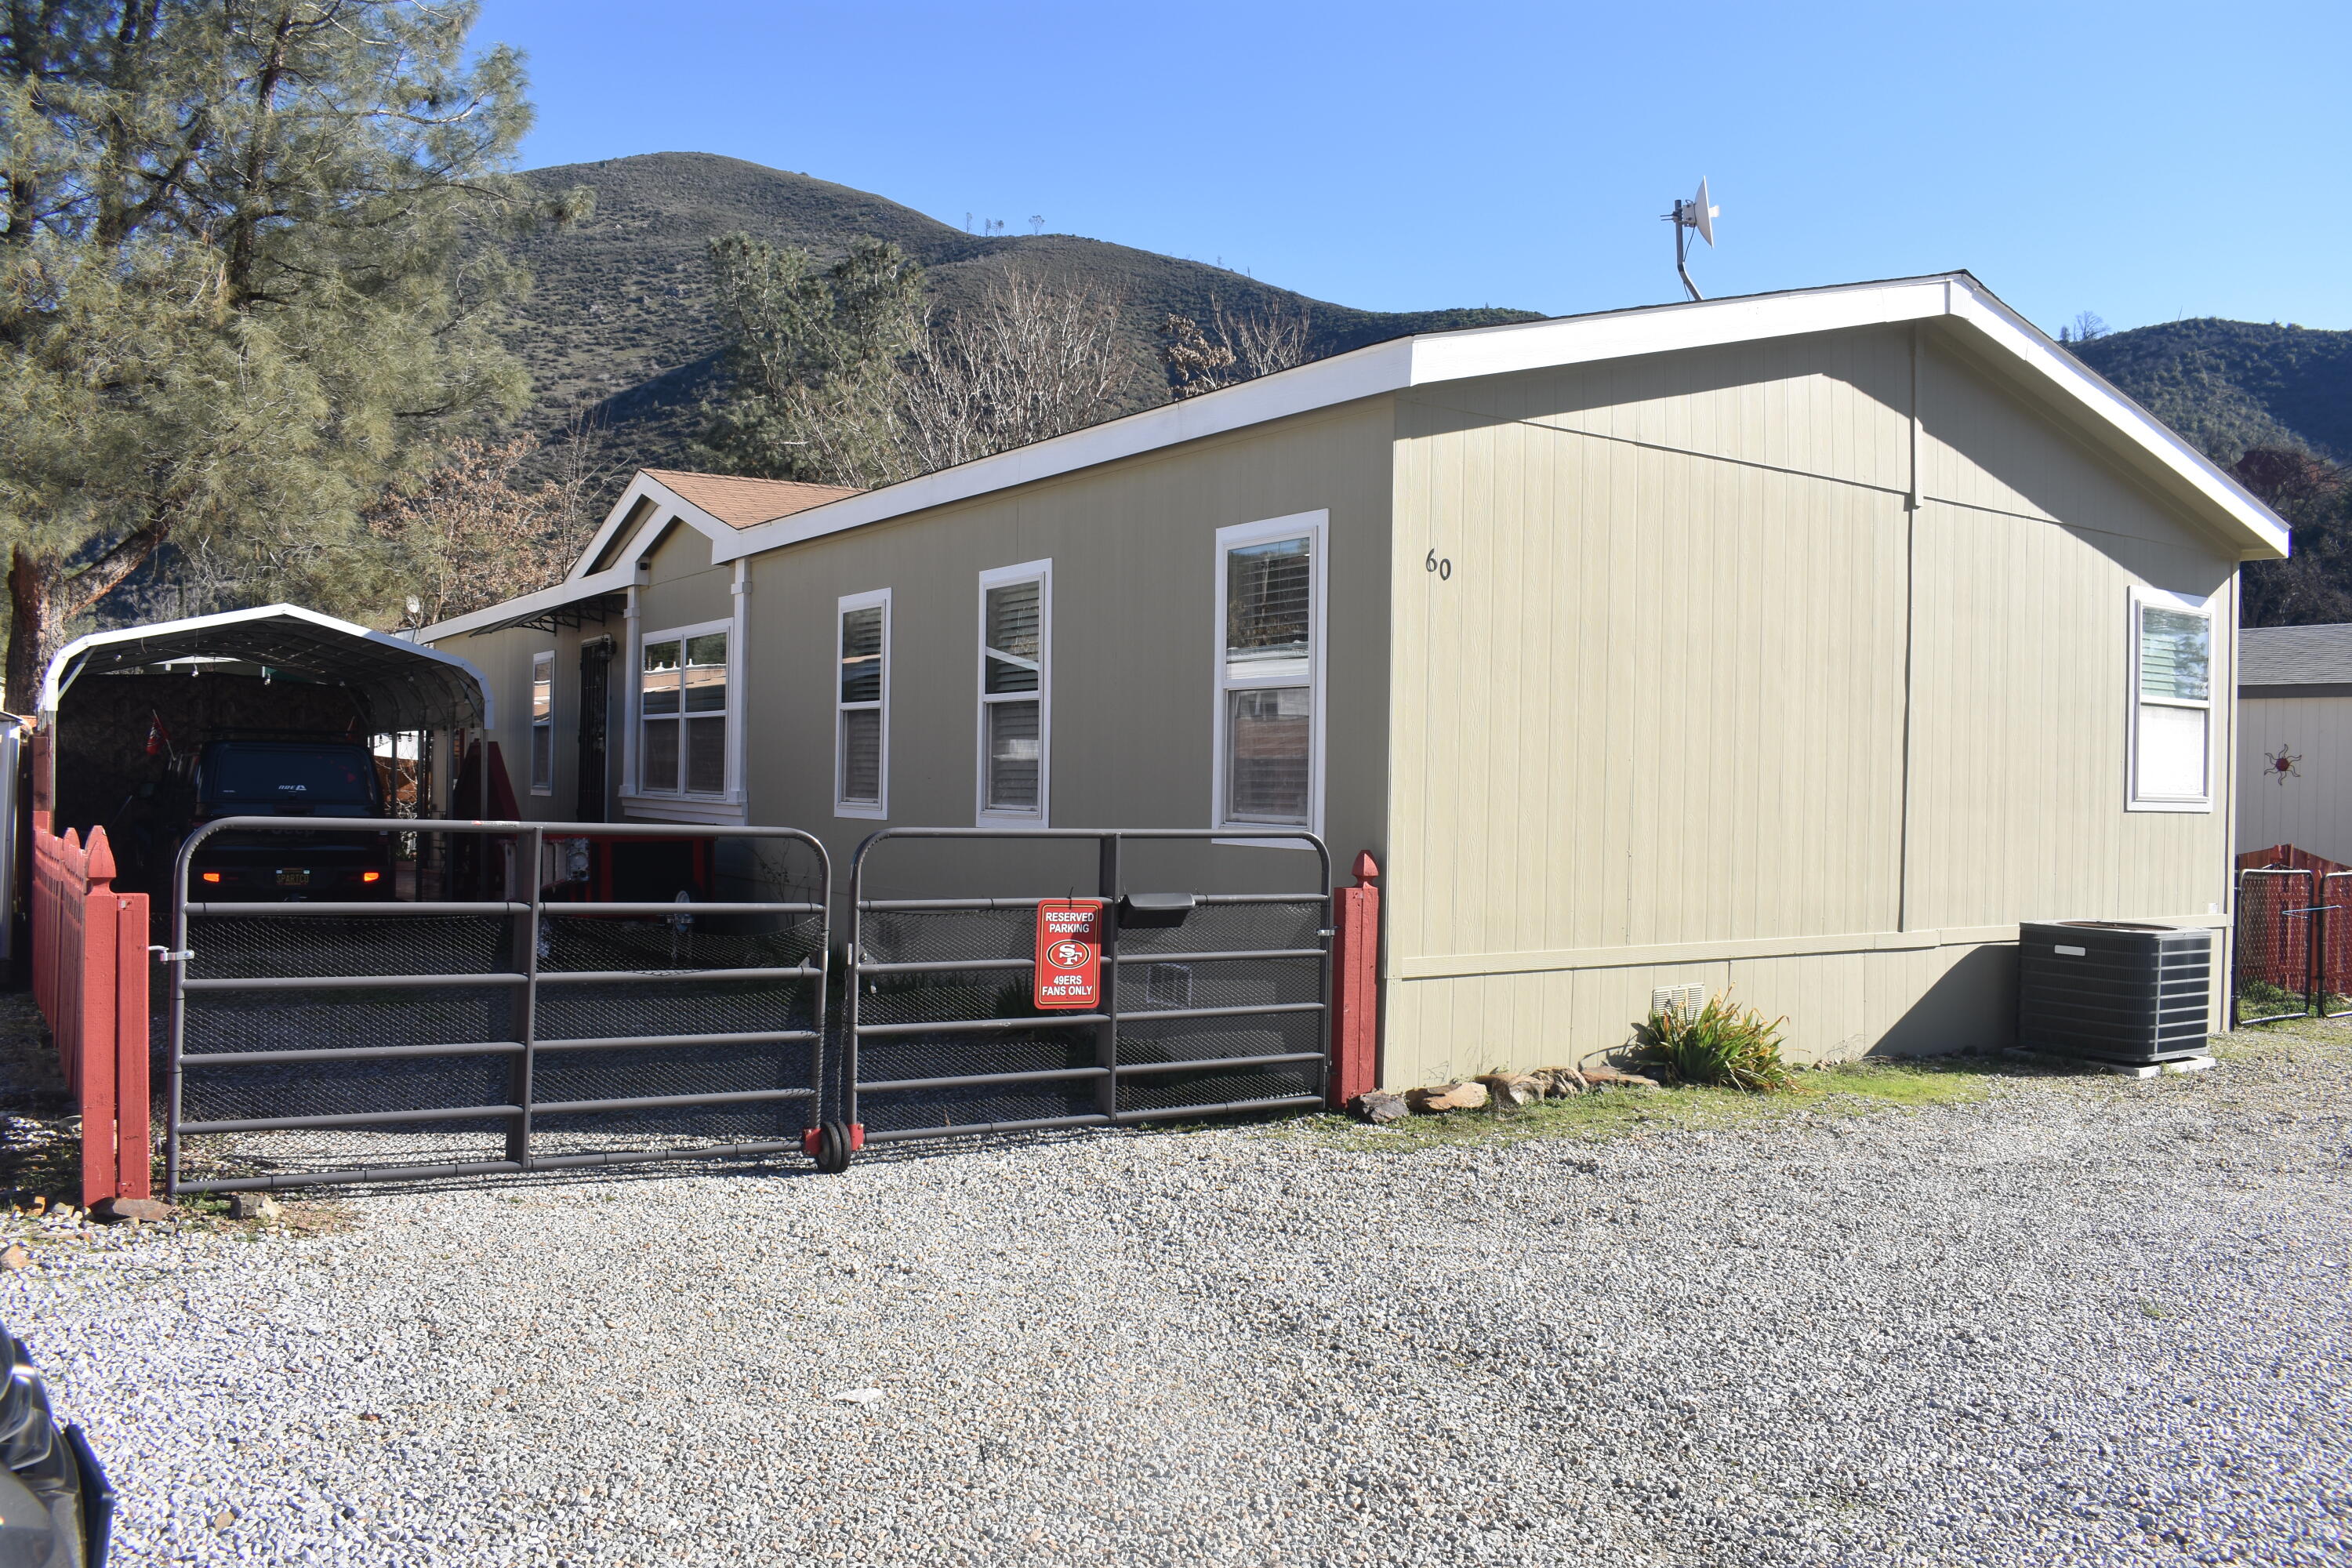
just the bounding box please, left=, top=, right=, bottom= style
left=1034, top=900, right=1103, bottom=1009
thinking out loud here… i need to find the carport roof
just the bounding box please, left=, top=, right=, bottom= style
left=38, top=604, right=492, bottom=730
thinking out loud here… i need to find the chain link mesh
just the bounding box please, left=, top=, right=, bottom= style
left=848, top=881, right=1328, bottom=1134
left=2234, top=869, right=2314, bottom=1026
left=171, top=827, right=827, bottom=1190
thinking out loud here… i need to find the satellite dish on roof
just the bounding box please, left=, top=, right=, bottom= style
left=1662, top=177, right=1722, bottom=302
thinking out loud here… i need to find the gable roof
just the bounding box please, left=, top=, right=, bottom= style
left=2241, top=624, right=2352, bottom=688
left=422, top=271, right=2287, bottom=644
left=637, top=470, right=862, bottom=528
left=708, top=271, right=2285, bottom=566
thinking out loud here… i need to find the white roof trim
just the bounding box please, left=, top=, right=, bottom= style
left=695, top=271, right=2281, bottom=564
left=416, top=560, right=645, bottom=644
left=566, top=470, right=742, bottom=584
left=39, top=602, right=496, bottom=727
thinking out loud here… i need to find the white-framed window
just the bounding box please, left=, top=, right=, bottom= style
left=528, top=652, right=555, bottom=797
left=976, top=560, right=1051, bottom=824
left=637, top=620, right=731, bottom=797
left=836, top=590, right=890, bottom=818
left=1211, top=511, right=1327, bottom=837
left=2127, top=587, right=2215, bottom=812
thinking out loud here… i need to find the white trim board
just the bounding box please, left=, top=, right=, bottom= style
left=1210, top=512, right=1328, bottom=840
left=432, top=272, right=2290, bottom=648
left=834, top=587, right=891, bottom=821
left=974, top=559, right=1052, bottom=827
left=702, top=273, right=2285, bottom=567
left=1394, top=914, right=2234, bottom=981
left=416, top=561, right=645, bottom=644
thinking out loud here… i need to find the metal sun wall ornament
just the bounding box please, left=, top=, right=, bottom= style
left=2266, top=744, right=2303, bottom=785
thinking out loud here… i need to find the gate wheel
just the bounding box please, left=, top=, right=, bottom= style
left=815, top=1121, right=855, bottom=1174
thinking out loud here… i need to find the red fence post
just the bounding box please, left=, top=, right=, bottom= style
left=1329, top=852, right=1381, bottom=1107
left=74, top=831, right=122, bottom=1209
left=112, top=888, right=152, bottom=1200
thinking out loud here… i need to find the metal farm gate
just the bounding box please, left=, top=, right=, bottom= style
left=835, top=829, right=1334, bottom=1161
left=165, top=818, right=829, bottom=1194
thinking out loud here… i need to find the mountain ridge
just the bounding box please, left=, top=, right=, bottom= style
left=503, top=151, right=1544, bottom=469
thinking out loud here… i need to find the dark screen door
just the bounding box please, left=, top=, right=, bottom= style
left=575, top=637, right=612, bottom=822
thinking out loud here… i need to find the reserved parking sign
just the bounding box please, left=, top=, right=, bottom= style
left=1034, top=899, right=1104, bottom=1009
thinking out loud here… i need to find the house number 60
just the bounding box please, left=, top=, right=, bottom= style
left=1425, top=550, right=1452, bottom=580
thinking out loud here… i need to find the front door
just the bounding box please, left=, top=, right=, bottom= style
left=575, top=637, right=612, bottom=822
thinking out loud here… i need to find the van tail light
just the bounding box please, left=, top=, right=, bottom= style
left=199, top=871, right=224, bottom=884
left=359, top=870, right=383, bottom=884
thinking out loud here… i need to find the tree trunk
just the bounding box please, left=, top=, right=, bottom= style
left=5, top=547, right=65, bottom=717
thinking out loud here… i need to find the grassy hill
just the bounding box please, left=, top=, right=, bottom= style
left=506, top=151, right=1542, bottom=469
left=502, top=152, right=2351, bottom=497
left=2071, top=318, right=2352, bottom=466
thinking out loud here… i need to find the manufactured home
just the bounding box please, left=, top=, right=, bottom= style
left=424, top=274, right=2286, bottom=1087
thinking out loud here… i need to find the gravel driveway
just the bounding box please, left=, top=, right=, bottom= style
left=13, top=1033, right=2350, bottom=1567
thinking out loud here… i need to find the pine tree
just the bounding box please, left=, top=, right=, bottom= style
left=692, top=232, right=924, bottom=487
left=0, top=1, right=586, bottom=708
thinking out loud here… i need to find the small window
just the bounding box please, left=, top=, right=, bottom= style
left=978, top=561, right=1050, bottom=822
left=2129, top=592, right=2213, bottom=811
left=1214, top=514, right=1326, bottom=832
left=638, top=624, right=729, bottom=797
left=528, top=652, right=554, bottom=796
left=837, top=590, right=889, bottom=818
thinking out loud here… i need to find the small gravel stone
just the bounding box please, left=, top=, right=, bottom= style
left=16, top=1040, right=2352, bottom=1566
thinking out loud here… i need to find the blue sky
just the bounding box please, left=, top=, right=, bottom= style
left=479, top=1, right=2349, bottom=336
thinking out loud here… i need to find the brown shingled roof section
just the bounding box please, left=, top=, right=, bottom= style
left=642, top=469, right=863, bottom=528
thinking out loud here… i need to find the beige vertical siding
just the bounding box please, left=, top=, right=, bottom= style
left=1383, top=325, right=2240, bottom=1085
left=728, top=398, right=1399, bottom=898
left=635, top=522, right=732, bottom=637
left=447, top=621, right=564, bottom=815
left=2238, top=695, right=2352, bottom=862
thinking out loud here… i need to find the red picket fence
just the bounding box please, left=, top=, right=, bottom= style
left=1327, top=852, right=1381, bottom=1106
left=30, top=826, right=152, bottom=1207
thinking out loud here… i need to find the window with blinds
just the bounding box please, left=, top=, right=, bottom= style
left=529, top=653, right=554, bottom=795
left=637, top=627, right=729, bottom=796
left=2130, top=596, right=2212, bottom=809
left=978, top=564, right=1049, bottom=820
left=837, top=592, right=889, bottom=815
left=1214, top=517, right=1323, bottom=831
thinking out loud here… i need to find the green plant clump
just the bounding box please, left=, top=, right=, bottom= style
left=1635, top=993, right=1794, bottom=1093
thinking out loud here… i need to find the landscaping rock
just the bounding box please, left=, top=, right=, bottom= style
left=1347, top=1091, right=1410, bottom=1124
left=92, top=1196, right=170, bottom=1225
left=0, top=1246, right=27, bottom=1272
left=1406, top=1082, right=1489, bottom=1113
left=1475, top=1073, right=1541, bottom=1109
left=1530, top=1066, right=1588, bottom=1097
left=227, top=1192, right=281, bottom=1222
left=1581, top=1065, right=1661, bottom=1090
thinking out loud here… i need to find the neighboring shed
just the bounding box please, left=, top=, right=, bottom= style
left=2237, top=622, right=2352, bottom=863
left=424, top=272, right=2286, bottom=1082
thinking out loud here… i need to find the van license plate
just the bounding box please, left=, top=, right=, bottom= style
left=276, top=869, right=310, bottom=887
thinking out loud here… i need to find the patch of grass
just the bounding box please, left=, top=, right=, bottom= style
left=2213, top=1012, right=2352, bottom=1053
left=1809, top=1058, right=1998, bottom=1109
left=1285, top=1057, right=1998, bottom=1153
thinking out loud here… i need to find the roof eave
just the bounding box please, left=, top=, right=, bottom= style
left=710, top=271, right=2285, bottom=564
left=417, top=561, right=648, bottom=644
